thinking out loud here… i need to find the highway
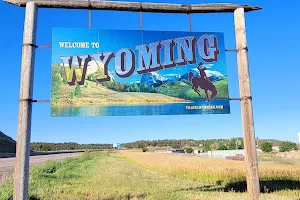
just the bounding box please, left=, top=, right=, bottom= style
left=0, top=152, right=82, bottom=182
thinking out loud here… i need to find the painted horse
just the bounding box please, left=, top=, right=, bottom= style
left=188, top=72, right=217, bottom=102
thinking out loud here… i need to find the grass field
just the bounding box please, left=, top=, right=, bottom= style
left=1, top=151, right=300, bottom=200
left=54, top=81, right=189, bottom=106
left=158, top=79, right=229, bottom=100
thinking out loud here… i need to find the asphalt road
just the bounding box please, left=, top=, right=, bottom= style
left=0, top=152, right=83, bottom=182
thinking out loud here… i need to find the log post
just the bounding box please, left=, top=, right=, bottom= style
left=234, top=7, right=260, bottom=200
left=14, top=2, right=38, bottom=200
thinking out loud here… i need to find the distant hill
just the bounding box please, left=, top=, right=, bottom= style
left=121, top=138, right=290, bottom=152
left=26, top=138, right=292, bottom=152
left=0, top=131, right=16, bottom=153
left=30, top=142, right=113, bottom=151
left=258, top=139, right=285, bottom=147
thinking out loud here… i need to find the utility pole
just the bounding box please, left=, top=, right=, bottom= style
left=14, top=2, right=38, bottom=200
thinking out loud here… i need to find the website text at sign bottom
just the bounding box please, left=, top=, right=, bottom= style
left=186, top=105, right=224, bottom=110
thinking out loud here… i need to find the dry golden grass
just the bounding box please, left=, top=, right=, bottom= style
left=121, top=151, right=300, bottom=186
left=278, top=151, right=300, bottom=159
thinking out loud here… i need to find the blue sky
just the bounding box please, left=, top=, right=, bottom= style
left=0, top=0, right=299, bottom=144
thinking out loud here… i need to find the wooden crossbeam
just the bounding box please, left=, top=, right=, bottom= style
left=4, top=0, right=262, bottom=13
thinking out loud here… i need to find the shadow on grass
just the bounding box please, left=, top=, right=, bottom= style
left=224, top=180, right=300, bottom=193
left=179, top=180, right=300, bottom=193
left=8, top=193, right=147, bottom=200
left=103, top=193, right=147, bottom=200
left=8, top=195, right=40, bottom=200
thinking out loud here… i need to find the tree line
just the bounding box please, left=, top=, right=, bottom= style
left=102, top=81, right=158, bottom=93
left=30, top=142, right=113, bottom=152
left=122, top=138, right=245, bottom=152
left=122, top=138, right=298, bottom=153
left=259, top=141, right=298, bottom=153
left=87, top=73, right=158, bottom=93
left=29, top=138, right=298, bottom=153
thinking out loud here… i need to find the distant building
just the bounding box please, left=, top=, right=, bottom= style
left=226, top=154, right=244, bottom=161
left=194, top=148, right=203, bottom=154
left=172, top=148, right=185, bottom=154
left=272, top=146, right=280, bottom=152
left=113, top=143, right=122, bottom=150
left=208, top=149, right=245, bottom=159
left=298, top=133, right=300, bottom=145
left=149, top=146, right=173, bottom=153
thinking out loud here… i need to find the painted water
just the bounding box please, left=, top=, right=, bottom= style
left=51, top=99, right=230, bottom=117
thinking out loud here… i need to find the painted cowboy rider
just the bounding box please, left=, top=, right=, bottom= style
left=197, top=62, right=208, bottom=81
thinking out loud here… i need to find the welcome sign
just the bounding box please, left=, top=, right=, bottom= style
left=51, top=28, right=230, bottom=117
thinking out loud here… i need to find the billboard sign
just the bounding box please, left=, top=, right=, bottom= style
left=51, top=28, right=230, bottom=117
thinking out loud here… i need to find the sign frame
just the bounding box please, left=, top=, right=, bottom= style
left=3, top=1, right=262, bottom=199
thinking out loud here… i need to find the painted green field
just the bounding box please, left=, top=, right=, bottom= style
left=51, top=63, right=229, bottom=107
left=158, top=80, right=229, bottom=100
left=1, top=152, right=300, bottom=200
left=53, top=80, right=189, bottom=106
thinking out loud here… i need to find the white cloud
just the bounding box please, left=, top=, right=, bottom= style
left=163, top=74, right=180, bottom=77
left=202, top=64, right=214, bottom=68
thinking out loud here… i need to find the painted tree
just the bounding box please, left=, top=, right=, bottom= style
left=51, top=74, right=62, bottom=104
left=130, top=83, right=140, bottom=92
left=69, top=91, right=74, bottom=103
left=124, top=83, right=130, bottom=92
left=140, top=83, right=149, bottom=92
left=74, top=84, right=82, bottom=98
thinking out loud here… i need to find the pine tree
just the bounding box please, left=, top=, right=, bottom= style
left=74, top=84, right=81, bottom=98
left=69, top=91, right=74, bottom=103
left=51, top=74, right=62, bottom=104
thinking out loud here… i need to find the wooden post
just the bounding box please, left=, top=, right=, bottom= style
left=234, top=8, right=260, bottom=200
left=14, top=2, right=38, bottom=200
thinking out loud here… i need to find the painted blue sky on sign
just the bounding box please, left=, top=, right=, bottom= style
left=52, top=28, right=227, bottom=84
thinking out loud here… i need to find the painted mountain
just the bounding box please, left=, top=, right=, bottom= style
left=140, top=72, right=168, bottom=87
left=180, top=68, right=226, bottom=82
left=131, top=68, right=229, bottom=101
left=140, top=68, right=226, bottom=88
